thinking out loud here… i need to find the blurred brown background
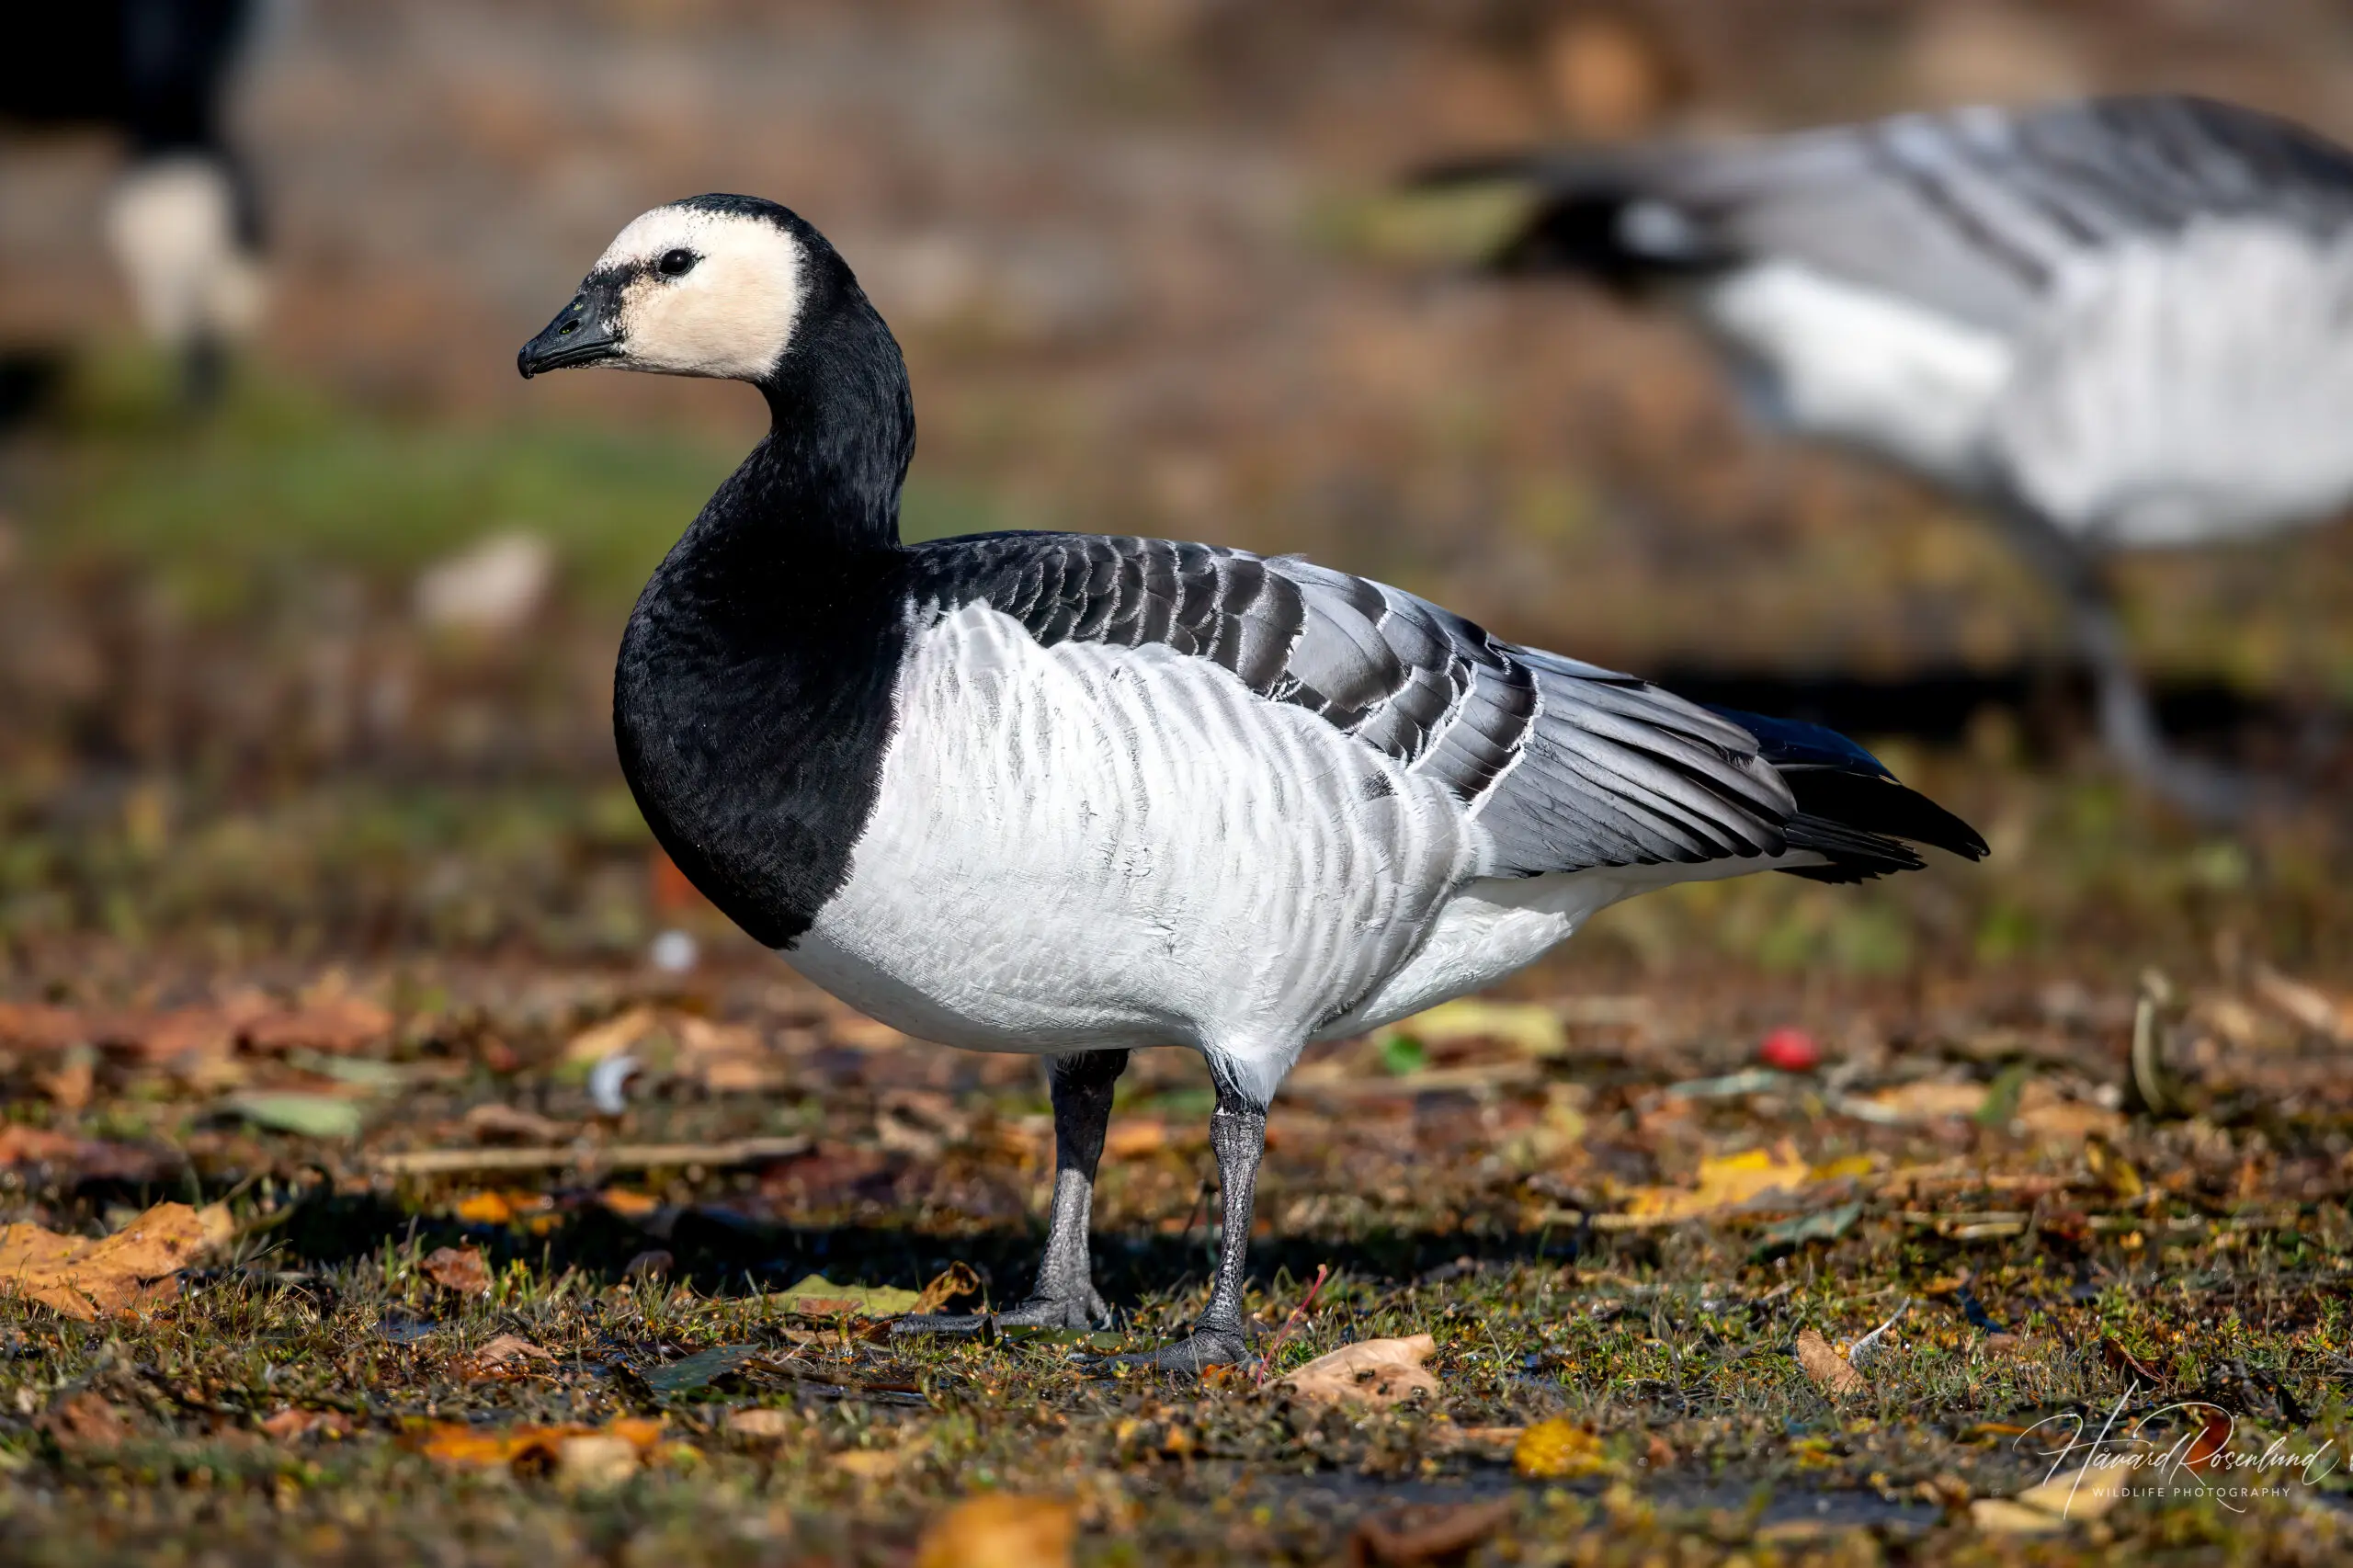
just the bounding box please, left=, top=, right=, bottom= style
left=2, top=0, right=2349, bottom=983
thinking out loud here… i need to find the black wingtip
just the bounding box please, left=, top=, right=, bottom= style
left=1782, top=768, right=1989, bottom=864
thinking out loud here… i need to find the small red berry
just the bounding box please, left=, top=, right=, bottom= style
left=1759, top=1027, right=1822, bottom=1073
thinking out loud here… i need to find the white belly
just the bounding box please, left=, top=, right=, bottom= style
left=1696, top=260, right=2016, bottom=493
left=1993, top=222, right=2353, bottom=548
left=784, top=602, right=1485, bottom=1103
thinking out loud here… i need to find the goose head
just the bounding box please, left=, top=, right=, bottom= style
left=518, top=195, right=819, bottom=383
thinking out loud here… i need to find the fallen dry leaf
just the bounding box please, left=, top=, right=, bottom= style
left=0, top=1201, right=224, bottom=1321
left=260, top=1408, right=354, bottom=1441
left=914, top=1494, right=1075, bottom=1568
left=415, top=1415, right=664, bottom=1474
left=420, top=1245, right=491, bottom=1295
left=469, top=1333, right=556, bottom=1377
left=1796, top=1328, right=1868, bottom=1397
left=913, top=1261, right=983, bottom=1316
left=1397, top=998, right=1565, bottom=1057
left=37, top=1049, right=94, bottom=1110
left=1855, top=1082, right=1989, bottom=1122
left=2016, top=1084, right=2122, bottom=1142
left=564, top=1006, right=660, bottom=1065
left=555, top=1434, right=642, bottom=1493
left=1279, top=1335, right=1440, bottom=1408
left=463, top=1104, right=568, bottom=1145
left=2084, top=1135, right=2144, bottom=1201
left=778, top=1273, right=923, bottom=1318
left=1614, top=1142, right=1812, bottom=1224
left=1348, top=1498, right=1513, bottom=1567
left=832, top=1449, right=905, bottom=1479
left=2252, top=964, right=2353, bottom=1043
left=1512, top=1419, right=1608, bottom=1479
left=0, top=1126, right=173, bottom=1183
left=38, top=1392, right=129, bottom=1451
left=726, top=1408, right=795, bottom=1439
left=240, top=994, right=394, bottom=1055
left=1972, top=1461, right=2136, bottom=1532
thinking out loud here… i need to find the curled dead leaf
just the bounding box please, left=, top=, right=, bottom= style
left=914, top=1494, right=1075, bottom=1568
left=469, top=1333, right=555, bottom=1377
left=420, top=1245, right=491, bottom=1296
left=913, top=1261, right=983, bottom=1316
left=0, top=1201, right=224, bottom=1321
left=1279, top=1334, right=1439, bottom=1408
left=1796, top=1328, right=1868, bottom=1398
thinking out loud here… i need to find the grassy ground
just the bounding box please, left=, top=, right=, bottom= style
left=1, top=374, right=2350, bottom=1565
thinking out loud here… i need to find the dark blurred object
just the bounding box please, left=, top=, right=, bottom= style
left=1, top=1, right=266, bottom=412
left=1425, top=94, right=2353, bottom=820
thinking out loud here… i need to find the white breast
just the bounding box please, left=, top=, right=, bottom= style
left=1695, top=260, right=2017, bottom=493
left=1992, top=222, right=2353, bottom=548
left=784, top=602, right=1483, bottom=1103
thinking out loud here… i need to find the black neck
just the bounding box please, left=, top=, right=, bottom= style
left=706, top=280, right=915, bottom=562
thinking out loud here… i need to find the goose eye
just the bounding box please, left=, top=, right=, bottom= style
left=657, top=249, right=699, bottom=278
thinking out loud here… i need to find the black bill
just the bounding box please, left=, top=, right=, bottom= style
left=517, top=290, right=622, bottom=377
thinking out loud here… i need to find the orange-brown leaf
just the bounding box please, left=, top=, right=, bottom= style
left=914, top=1494, right=1075, bottom=1568
left=420, top=1244, right=491, bottom=1295
left=0, top=1201, right=222, bottom=1321
left=1796, top=1328, right=1868, bottom=1397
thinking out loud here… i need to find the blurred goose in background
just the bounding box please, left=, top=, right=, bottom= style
left=1421, top=94, right=2353, bottom=818
left=518, top=195, right=1985, bottom=1369
left=1, top=0, right=267, bottom=408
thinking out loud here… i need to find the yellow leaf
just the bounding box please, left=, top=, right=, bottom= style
left=778, top=1274, right=923, bottom=1318
left=1618, top=1142, right=1811, bottom=1223
left=1399, top=999, right=1565, bottom=1057
left=1513, top=1418, right=1608, bottom=1479
left=915, top=1494, right=1075, bottom=1568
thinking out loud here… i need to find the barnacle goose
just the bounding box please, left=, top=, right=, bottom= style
left=1423, top=94, right=2353, bottom=818
left=519, top=196, right=1984, bottom=1370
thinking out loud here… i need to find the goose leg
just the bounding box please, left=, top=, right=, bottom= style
left=996, top=1049, right=1129, bottom=1329
left=2063, top=574, right=2251, bottom=823
left=892, top=1048, right=1128, bottom=1338
left=1104, top=1081, right=1266, bottom=1372
left=1999, top=501, right=2250, bottom=822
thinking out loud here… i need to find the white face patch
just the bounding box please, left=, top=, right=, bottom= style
left=592, top=207, right=804, bottom=381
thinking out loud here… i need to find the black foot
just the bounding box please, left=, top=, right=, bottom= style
left=1095, top=1325, right=1250, bottom=1374
left=997, top=1290, right=1110, bottom=1332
